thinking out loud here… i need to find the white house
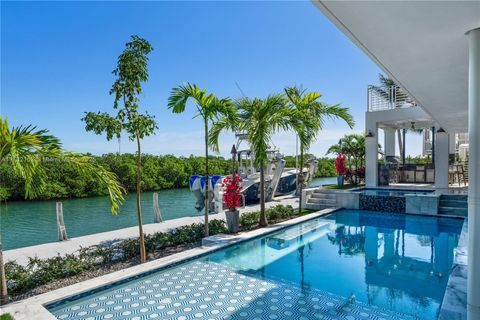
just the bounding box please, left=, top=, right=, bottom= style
left=313, top=1, right=480, bottom=318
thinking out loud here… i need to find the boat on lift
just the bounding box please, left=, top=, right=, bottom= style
left=188, top=133, right=318, bottom=213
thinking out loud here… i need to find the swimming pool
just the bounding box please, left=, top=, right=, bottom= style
left=47, top=209, right=463, bottom=320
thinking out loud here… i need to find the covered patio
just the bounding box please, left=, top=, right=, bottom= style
left=365, top=86, right=468, bottom=190
left=314, top=1, right=479, bottom=318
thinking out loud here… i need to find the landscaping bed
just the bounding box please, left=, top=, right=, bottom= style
left=4, top=204, right=309, bottom=303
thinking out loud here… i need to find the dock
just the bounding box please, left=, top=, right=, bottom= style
left=4, top=196, right=299, bottom=266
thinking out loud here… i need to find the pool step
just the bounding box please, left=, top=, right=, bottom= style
left=438, top=194, right=468, bottom=216
left=310, top=192, right=337, bottom=199
left=305, top=189, right=338, bottom=210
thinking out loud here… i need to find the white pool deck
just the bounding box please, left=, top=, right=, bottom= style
left=4, top=196, right=299, bottom=266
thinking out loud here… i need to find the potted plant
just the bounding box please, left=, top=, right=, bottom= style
left=222, top=174, right=242, bottom=233
left=335, top=153, right=347, bottom=186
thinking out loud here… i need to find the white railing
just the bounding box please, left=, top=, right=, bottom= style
left=367, top=85, right=418, bottom=112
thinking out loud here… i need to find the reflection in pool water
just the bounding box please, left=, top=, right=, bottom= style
left=48, top=209, right=463, bottom=320
left=208, top=210, right=462, bottom=319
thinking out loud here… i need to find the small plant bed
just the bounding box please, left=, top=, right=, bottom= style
left=325, top=184, right=364, bottom=190
left=3, top=205, right=315, bottom=303
left=0, top=314, right=14, bottom=320
left=239, top=204, right=312, bottom=231
left=4, top=220, right=228, bottom=302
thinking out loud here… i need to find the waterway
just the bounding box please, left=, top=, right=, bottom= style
left=0, top=177, right=336, bottom=250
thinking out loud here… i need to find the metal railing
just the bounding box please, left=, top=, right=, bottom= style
left=367, top=85, right=418, bottom=112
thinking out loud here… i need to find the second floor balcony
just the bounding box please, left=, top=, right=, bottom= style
left=367, top=85, right=419, bottom=112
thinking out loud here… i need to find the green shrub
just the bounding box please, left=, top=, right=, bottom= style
left=240, top=211, right=260, bottom=230
left=4, top=219, right=227, bottom=296
left=266, top=205, right=294, bottom=222
left=0, top=314, right=14, bottom=320
left=240, top=205, right=295, bottom=230
left=208, top=219, right=228, bottom=235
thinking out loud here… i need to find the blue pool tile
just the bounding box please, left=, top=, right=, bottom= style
left=50, top=261, right=418, bottom=320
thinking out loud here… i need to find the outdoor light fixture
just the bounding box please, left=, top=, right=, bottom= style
left=437, top=127, right=447, bottom=135
left=366, top=130, right=375, bottom=138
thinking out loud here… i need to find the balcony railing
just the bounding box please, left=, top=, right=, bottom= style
left=367, top=85, right=418, bottom=112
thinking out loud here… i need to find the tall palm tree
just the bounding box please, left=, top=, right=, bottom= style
left=0, top=117, right=125, bottom=304
left=285, top=86, right=354, bottom=214
left=211, top=95, right=294, bottom=227
left=376, top=74, right=409, bottom=159
left=168, top=83, right=234, bottom=236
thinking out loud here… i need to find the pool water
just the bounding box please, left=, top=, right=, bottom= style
left=48, top=209, right=463, bottom=320
left=355, top=188, right=434, bottom=197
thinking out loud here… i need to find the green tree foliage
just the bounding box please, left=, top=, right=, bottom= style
left=283, top=155, right=336, bottom=177
left=168, top=83, right=235, bottom=236
left=234, top=95, right=294, bottom=227
left=0, top=154, right=338, bottom=202
left=0, top=117, right=125, bottom=304
left=82, top=35, right=155, bottom=263
left=0, top=154, right=233, bottom=201
left=285, top=86, right=354, bottom=215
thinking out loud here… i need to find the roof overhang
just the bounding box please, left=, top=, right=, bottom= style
left=313, top=0, right=480, bottom=133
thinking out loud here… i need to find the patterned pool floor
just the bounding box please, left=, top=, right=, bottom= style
left=49, top=261, right=418, bottom=320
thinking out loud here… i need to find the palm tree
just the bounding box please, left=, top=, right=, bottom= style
left=168, top=83, right=234, bottom=236
left=375, top=75, right=409, bottom=159
left=0, top=117, right=125, bottom=304
left=212, top=95, right=293, bottom=227
left=285, top=86, right=354, bottom=214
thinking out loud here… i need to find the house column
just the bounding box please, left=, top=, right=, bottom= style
left=365, top=121, right=378, bottom=187
left=384, top=127, right=396, bottom=159
left=467, top=27, right=480, bottom=320
left=434, top=129, right=449, bottom=189
left=449, top=133, right=456, bottom=155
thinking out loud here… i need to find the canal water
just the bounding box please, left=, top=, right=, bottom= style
left=0, top=177, right=336, bottom=250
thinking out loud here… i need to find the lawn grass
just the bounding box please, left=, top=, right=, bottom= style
left=0, top=314, right=14, bottom=320
left=294, top=208, right=316, bottom=215
left=325, top=184, right=364, bottom=190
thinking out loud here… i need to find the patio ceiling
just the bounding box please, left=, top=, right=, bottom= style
left=313, top=0, right=480, bottom=133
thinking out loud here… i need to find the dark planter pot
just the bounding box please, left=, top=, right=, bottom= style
left=337, top=176, right=345, bottom=186
left=225, top=210, right=240, bottom=233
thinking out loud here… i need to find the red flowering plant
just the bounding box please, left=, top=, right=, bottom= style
left=222, top=174, right=242, bottom=211
left=335, top=153, right=347, bottom=176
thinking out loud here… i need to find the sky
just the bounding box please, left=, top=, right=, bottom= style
left=1, top=1, right=425, bottom=158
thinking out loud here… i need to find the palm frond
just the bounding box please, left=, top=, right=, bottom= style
left=0, top=116, right=125, bottom=213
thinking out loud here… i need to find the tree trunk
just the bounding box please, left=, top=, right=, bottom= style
left=298, top=149, right=304, bottom=215
left=136, top=135, right=147, bottom=263
left=259, top=162, right=268, bottom=227
left=204, top=118, right=209, bottom=237
left=0, top=240, right=7, bottom=305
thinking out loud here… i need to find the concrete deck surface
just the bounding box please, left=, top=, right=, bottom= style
left=4, top=196, right=299, bottom=266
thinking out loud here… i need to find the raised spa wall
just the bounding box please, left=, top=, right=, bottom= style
left=336, top=189, right=440, bottom=215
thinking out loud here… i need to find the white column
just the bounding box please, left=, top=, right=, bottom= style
left=449, top=133, right=456, bottom=155
left=365, top=121, right=378, bottom=187
left=467, top=27, right=480, bottom=320
left=384, top=128, right=396, bottom=158
left=434, top=130, right=449, bottom=189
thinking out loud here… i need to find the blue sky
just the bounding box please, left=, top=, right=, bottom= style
left=2, top=1, right=420, bottom=158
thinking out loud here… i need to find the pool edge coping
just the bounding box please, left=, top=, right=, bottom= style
left=2, top=208, right=340, bottom=320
